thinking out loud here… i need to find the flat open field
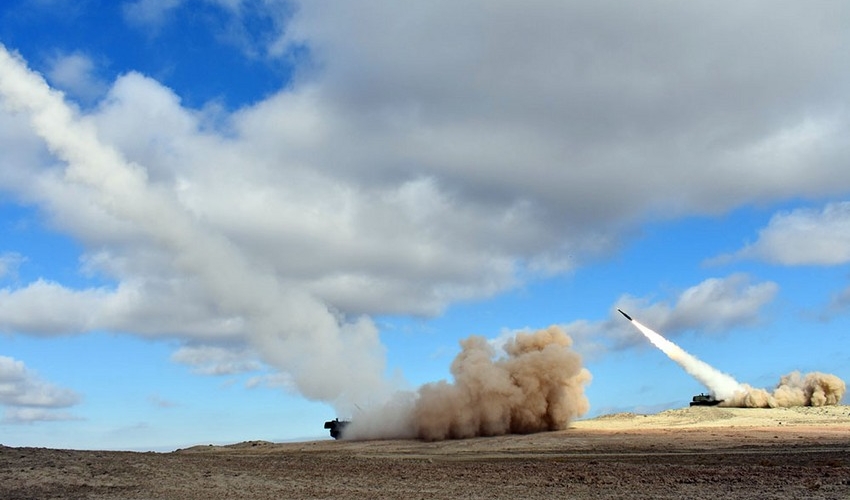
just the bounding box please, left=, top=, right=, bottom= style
left=2, top=405, right=849, bottom=499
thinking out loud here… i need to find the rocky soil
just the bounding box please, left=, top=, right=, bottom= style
left=2, top=405, right=849, bottom=499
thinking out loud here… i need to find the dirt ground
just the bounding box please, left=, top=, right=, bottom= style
left=2, top=405, right=849, bottom=499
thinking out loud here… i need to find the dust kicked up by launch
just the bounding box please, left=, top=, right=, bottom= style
left=618, top=309, right=846, bottom=408
left=344, top=326, right=592, bottom=441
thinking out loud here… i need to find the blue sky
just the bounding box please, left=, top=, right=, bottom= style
left=1, top=0, right=849, bottom=450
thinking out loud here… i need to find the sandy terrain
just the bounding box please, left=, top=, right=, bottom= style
left=2, top=405, right=849, bottom=499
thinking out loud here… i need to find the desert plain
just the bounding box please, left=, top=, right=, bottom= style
left=2, top=404, right=849, bottom=499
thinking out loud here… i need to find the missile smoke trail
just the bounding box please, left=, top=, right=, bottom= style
left=618, top=309, right=846, bottom=407
left=619, top=309, right=743, bottom=401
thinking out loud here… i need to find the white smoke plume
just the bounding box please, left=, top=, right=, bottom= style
left=627, top=315, right=846, bottom=407
left=345, top=326, right=592, bottom=441
left=630, top=318, right=744, bottom=401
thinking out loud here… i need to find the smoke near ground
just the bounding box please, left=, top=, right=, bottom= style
left=630, top=318, right=744, bottom=401
left=725, top=372, right=846, bottom=408
left=345, top=326, right=592, bottom=441
left=627, top=316, right=846, bottom=408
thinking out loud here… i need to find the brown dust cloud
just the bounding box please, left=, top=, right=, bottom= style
left=344, top=326, right=592, bottom=441
left=725, top=371, right=846, bottom=408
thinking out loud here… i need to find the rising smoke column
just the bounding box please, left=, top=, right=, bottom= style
left=621, top=310, right=846, bottom=407
left=345, top=326, right=592, bottom=441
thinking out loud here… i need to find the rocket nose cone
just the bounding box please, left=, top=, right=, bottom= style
left=617, top=308, right=633, bottom=321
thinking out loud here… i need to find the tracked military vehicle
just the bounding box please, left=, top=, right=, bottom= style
left=323, top=418, right=350, bottom=439
left=689, top=393, right=723, bottom=406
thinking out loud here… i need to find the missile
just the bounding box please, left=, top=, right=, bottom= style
left=617, top=308, right=633, bottom=321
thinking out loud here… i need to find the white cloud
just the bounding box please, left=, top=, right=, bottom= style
left=567, top=274, right=778, bottom=354
left=0, top=279, right=245, bottom=338
left=0, top=355, right=81, bottom=424
left=171, top=345, right=262, bottom=375
left=725, top=202, right=850, bottom=266
left=208, top=0, right=296, bottom=59
left=46, top=51, right=108, bottom=104
left=244, top=372, right=296, bottom=392
left=653, top=274, right=778, bottom=334
left=3, top=5, right=849, bottom=322
left=2, top=407, right=80, bottom=424
left=122, top=0, right=294, bottom=60
left=276, top=0, right=850, bottom=214
left=122, top=0, right=185, bottom=27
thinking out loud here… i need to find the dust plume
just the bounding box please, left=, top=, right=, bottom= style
left=725, top=371, right=846, bottom=408
left=626, top=314, right=846, bottom=407
left=345, top=326, right=592, bottom=441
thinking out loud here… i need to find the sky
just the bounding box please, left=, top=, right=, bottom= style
left=1, top=0, right=849, bottom=451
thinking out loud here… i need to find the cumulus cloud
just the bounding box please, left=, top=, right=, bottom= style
left=46, top=51, right=108, bottom=104
left=0, top=279, right=246, bottom=338
left=3, top=4, right=849, bottom=323
left=641, top=274, right=778, bottom=334
left=0, top=355, right=81, bottom=423
left=208, top=0, right=299, bottom=60
left=567, top=274, right=778, bottom=354
left=723, top=202, right=850, bottom=266
left=244, top=372, right=297, bottom=392
left=2, top=408, right=81, bottom=424
left=278, top=1, right=850, bottom=216
left=123, top=0, right=297, bottom=61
